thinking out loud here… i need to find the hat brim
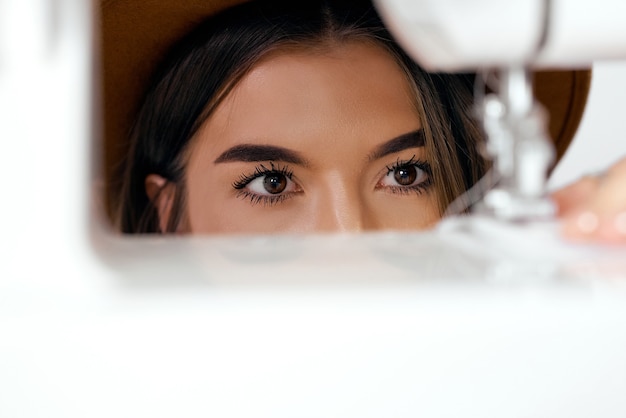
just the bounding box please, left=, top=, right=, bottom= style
left=99, top=0, right=591, bottom=218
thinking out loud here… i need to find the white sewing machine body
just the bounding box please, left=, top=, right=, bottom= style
left=375, top=0, right=626, bottom=71
left=1, top=0, right=626, bottom=417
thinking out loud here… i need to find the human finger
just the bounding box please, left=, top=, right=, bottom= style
left=551, top=175, right=601, bottom=216
left=560, top=157, right=626, bottom=244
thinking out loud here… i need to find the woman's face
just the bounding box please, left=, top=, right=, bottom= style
left=175, top=40, right=440, bottom=233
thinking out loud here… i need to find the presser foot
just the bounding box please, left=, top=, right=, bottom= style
left=473, top=188, right=556, bottom=222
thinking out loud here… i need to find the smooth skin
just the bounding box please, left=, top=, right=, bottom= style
left=146, top=39, right=626, bottom=243
left=553, top=156, right=626, bottom=244
left=147, top=41, right=440, bottom=234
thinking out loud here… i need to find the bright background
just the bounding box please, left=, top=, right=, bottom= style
left=549, top=61, right=626, bottom=189
left=2, top=0, right=626, bottom=415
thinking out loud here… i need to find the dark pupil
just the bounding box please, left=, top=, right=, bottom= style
left=263, top=173, right=287, bottom=194
left=394, top=166, right=417, bottom=186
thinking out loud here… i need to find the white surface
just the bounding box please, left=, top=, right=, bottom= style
left=375, top=0, right=626, bottom=70
left=375, top=0, right=542, bottom=70
left=1, top=1, right=626, bottom=417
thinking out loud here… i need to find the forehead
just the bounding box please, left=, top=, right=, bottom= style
left=191, top=40, right=421, bottom=159
left=230, top=40, right=415, bottom=121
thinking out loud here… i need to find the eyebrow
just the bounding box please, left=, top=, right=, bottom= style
left=213, top=129, right=425, bottom=165
left=368, top=129, right=425, bottom=161
left=214, top=144, right=308, bottom=165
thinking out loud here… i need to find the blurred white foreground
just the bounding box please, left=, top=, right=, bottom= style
left=1, top=1, right=626, bottom=417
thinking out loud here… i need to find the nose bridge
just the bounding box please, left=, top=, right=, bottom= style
left=314, top=171, right=366, bottom=232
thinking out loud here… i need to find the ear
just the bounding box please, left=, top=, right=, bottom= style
left=145, top=174, right=177, bottom=233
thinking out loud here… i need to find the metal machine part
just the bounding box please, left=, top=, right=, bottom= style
left=374, top=0, right=626, bottom=221
left=473, top=67, right=556, bottom=220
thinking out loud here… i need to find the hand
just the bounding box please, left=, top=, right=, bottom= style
left=551, top=156, right=626, bottom=244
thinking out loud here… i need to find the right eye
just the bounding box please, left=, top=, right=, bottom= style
left=232, top=163, right=303, bottom=206
left=245, top=171, right=298, bottom=196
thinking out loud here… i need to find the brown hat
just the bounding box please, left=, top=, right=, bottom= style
left=99, top=0, right=591, bottom=217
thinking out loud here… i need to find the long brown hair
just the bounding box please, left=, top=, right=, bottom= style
left=115, top=0, right=486, bottom=233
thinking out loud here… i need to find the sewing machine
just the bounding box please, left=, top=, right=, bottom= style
left=376, top=0, right=626, bottom=221
left=1, top=0, right=626, bottom=417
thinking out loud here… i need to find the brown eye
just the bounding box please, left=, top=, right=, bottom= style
left=263, top=173, right=287, bottom=194
left=394, top=165, right=417, bottom=186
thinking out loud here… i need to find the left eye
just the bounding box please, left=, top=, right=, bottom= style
left=379, top=164, right=429, bottom=188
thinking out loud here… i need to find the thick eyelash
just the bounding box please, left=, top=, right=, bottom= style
left=232, top=162, right=296, bottom=207
left=232, top=161, right=294, bottom=190
left=234, top=190, right=292, bottom=207
left=384, top=155, right=434, bottom=196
